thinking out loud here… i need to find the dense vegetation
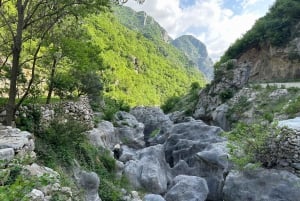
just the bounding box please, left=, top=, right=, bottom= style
left=83, top=12, right=206, bottom=106
left=0, top=5, right=206, bottom=115
left=216, top=0, right=300, bottom=67
left=114, top=6, right=170, bottom=42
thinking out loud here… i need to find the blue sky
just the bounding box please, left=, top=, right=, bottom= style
left=125, top=0, right=276, bottom=61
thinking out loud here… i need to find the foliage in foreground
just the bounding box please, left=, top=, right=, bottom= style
left=34, top=119, right=127, bottom=201
left=223, top=122, right=280, bottom=169
left=161, top=82, right=202, bottom=114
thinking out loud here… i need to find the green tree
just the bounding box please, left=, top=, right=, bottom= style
left=0, top=0, right=113, bottom=126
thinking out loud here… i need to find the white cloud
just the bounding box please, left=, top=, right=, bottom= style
left=125, top=0, right=275, bottom=61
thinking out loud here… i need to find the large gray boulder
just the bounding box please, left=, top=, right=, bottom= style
left=212, top=104, right=230, bottom=131
left=86, top=121, right=118, bottom=149
left=74, top=169, right=101, bottom=201
left=164, top=175, right=209, bottom=201
left=114, top=111, right=145, bottom=149
left=279, top=117, right=300, bottom=131
left=143, top=194, right=166, bottom=201
left=223, top=169, right=300, bottom=201
left=130, top=107, right=173, bottom=145
left=0, top=148, right=14, bottom=164
left=124, top=145, right=171, bottom=194
left=164, top=120, right=228, bottom=201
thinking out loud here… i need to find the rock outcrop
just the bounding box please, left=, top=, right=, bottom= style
left=130, top=107, right=173, bottom=145
left=237, top=34, right=300, bottom=82
left=123, top=144, right=171, bottom=194
left=114, top=111, right=145, bottom=149
left=74, top=169, right=101, bottom=201
left=223, top=168, right=300, bottom=201
left=164, top=120, right=228, bottom=201
left=164, top=175, right=209, bottom=201
left=193, top=60, right=251, bottom=129
left=86, top=121, right=118, bottom=149
left=0, top=124, right=73, bottom=200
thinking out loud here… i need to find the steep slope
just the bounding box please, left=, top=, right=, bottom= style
left=172, top=35, right=214, bottom=80
left=83, top=12, right=206, bottom=106
left=193, top=0, right=300, bottom=130
left=113, top=5, right=171, bottom=42
left=113, top=6, right=213, bottom=81
left=216, top=0, right=300, bottom=82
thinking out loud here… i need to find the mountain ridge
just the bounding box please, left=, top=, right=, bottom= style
left=114, top=5, right=214, bottom=81
left=172, top=35, right=214, bottom=80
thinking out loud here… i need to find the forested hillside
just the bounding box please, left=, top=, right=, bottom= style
left=0, top=3, right=206, bottom=116
left=84, top=12, right=206, bottom=106
left=114, top=6, right=213, bottom=81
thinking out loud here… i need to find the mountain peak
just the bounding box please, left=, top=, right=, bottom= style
left=172, top=35, right=214, bottom=80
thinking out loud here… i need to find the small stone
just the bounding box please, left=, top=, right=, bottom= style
left=0, top=148, right=15, bottom=162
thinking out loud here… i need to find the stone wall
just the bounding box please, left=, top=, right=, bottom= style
left=19, top=96, right=94, bottom=129
left=269, top=128, right=300, bottom=176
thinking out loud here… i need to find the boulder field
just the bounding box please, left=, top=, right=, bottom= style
left=89, top=106, right=300, bottom=201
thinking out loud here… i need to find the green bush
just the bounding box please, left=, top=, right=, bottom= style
left=285, top=96, right=300, bottom=117
left=16, top=105, right=41, bottom=133
left=223, top=122, right=279, bottom=169
left=161, top=96, right=180, bottom=113
left=35, top=119, right=126, bottom=201
left=219, top=89, right=234, bottom=103
left=35, top=119, right=88, bottom=166
left=102, top=98, right=130, bottom=121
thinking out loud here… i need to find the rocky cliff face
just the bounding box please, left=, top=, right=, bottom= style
left=172, top=35, right=214, bottom=80
left=113, top=6, right=172, bottom=43
left=238, top=23, right=300, bottom=82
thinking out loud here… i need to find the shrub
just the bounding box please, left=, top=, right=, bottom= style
left=285, top=96, right=300, bottom=117
left=161, top=96, right=180, bottom=113
left=219, top=89, right=234, bottom=103
left=223, top=122, right=279, bottom=169
left=16, top=105, right=41, bottom=133
left=102, top=98, right=130, bottom=121
left=35, top=119, right=88, bottom=166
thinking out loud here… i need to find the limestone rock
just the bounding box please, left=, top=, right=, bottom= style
left=119, top=145, right=137, bottom=163
left=212, top=104, right=230, bottom=131
left=25, top=189, right=45, bottom=201
left=0, top=126, right=32, bottom=150
left=130, top=107, right=173, bottom=145
left=124, top=145, right=171, bottom=194
left=24, top=163, right=60, bottom=183
left=223, top=169, right=300, bottom=201
left=193, top=60, right=251, bottom=127
left=269, top=89, right=288, bottom=99
left=143, top=194, right=166, bottom=201
left=0, top=148, right=14, bottom=163
left=279, top=117, right=300, bottom=131
left=75, top=169, right=101, bottom=201
left=164, top=175, right=208, bottom=201
left=114, top=111, right=145, bottom=149
left=164, top=120, right=227, bottom=201
left=86, top=121, right=118, bottom=149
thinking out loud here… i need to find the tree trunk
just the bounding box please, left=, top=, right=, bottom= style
left=46, top=58, right=57, bottom=104
left=5, top=0, right=24, bottom=126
